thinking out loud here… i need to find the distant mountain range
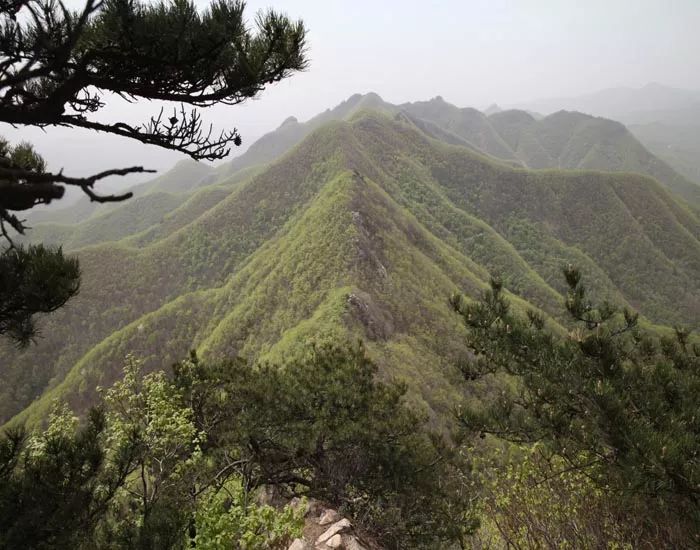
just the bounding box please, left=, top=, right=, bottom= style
left=513, top=82, right=700, bottom=123
left=513, top=83, right=700, bottom=186
left=4, top=93, right=699, bottom=430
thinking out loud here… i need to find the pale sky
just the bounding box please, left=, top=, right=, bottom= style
left=2, top=0, right=699, bottom=185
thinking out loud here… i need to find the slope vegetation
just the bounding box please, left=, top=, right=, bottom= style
left=399, top=98, right=700, bottom=205
left=4, top=111, right=699, bottom=429
left=22, top=92, right=700, bottom=254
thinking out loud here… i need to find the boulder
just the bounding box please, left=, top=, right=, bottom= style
left=317, top=518, right=352, bottom=545
left=318, top=508, right=341, bottom=526
left=325, top=534, right=343, bottom=548
left=288, top=538, right=312, bottom=550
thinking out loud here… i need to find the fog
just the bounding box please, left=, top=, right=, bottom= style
left=2, top=0, right=699, bottom=188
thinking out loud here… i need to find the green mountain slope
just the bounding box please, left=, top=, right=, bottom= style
left=18, top=192, right=186, bottom=250
left=21, top=160, right=213, bottom=235
left=223, top=92, right=396, bottom=176
left=399, top=97, right=517, bottom=161
left=512, top=83, right=700, bottom=187
left=21, top=92, right=700, bottom=254
left=4, top=111, right=699, bottom=429
left=490, top=110, right=700, bottom=205
left=630, top=121, right=700, bottom=185
left=221, top=92, right=700, bottom=206
left=396, top=98, right=700, bottom=205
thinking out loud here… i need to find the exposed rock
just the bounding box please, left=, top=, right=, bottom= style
left=346, top=291, right=394, bottom=340
left=317, top=518, right=352, bottom=545
left=319, top=508, right=341, bottom=526
left=287, top=499, right=379, bottom=550
left=288, top=538, right=312, bottom=550
left=308, top=499, right=325, bottom=518
left=325, top=534, right=343, bottom=548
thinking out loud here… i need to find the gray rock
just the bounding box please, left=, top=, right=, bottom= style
left=325, top=534, right=343, bottom=548
left=287, top=538, right=312, bottom=550
left=318, top=508, right=341, bottom=526
left=317, top=518, right=352, bottom=544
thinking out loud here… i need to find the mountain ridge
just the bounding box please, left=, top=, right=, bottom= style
left=4, top=109, right=698, bottom=428
left=25, top=91, right=699, bottom=246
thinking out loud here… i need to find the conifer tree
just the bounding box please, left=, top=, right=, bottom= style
left=0, top=0, right=307, bottom=345
left=452, top=267, right=700, bottom=527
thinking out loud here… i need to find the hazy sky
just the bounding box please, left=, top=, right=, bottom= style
left=2, top=0, right=699, bottom=185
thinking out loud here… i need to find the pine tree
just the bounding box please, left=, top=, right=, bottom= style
left=452, top=267, right=700, bottom=523
left=0, top=0, right=307, bottom=227
left=0, top=0, right=307, bottom=345
left=0, top=243, right=79, bottom=345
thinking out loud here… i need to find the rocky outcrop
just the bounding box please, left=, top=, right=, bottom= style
left=287, top=498, right=379, bottom=550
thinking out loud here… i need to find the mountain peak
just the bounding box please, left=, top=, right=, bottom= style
left=363, top=91, right=382, bottom=101
left=489, top=108, right=535, bottom=124
left=278, top=116, right=299, bottom=129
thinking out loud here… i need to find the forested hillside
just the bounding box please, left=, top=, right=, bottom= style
left=25, top=93, right=700, bottom=257
left=513, top=83, right=700, bottom=191
left=4, top=108, right=699, bottom=431
left=3, top=0, right=698, bottom=542
left=400, top=97, right=700, bottom=205
left=631, top=120, right=700, bottom=186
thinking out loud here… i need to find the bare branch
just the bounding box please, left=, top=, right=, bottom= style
left=0, top=164, right=153, bottom=188
left=0, top=0, right=307, bottom=159
left=0, top=164, right=154, bottom=239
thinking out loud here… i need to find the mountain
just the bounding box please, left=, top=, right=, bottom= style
left=515, top=82, right=700, bottom=122
left=399, top=99, right=700, bottom=206
left=19, top=89, right=700, bottom=244
left=629, top=120, right=700, bottom=185
left=513, top=84, right=700, bottom=187
left=218, top=93, right=700, bottom=206
left=3, top=107, right=699, bottom=429
left=18, top=160, right=219, bottom=250
left=223, top=92, right=396, bottom=176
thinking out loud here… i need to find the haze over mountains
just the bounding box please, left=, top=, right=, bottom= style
left=3, top=91, right=699, bottom=429
left=512, top=83, right=700, bottom=188
left=514, top=82, right=700, bottom=122
left=41, top=84, right=700, bottom=229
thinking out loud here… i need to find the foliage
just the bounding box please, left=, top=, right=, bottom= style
left=175, top=342, right=477, bottom=548
left=0, top=354, right=310, bottom=549
left=0, top=0, right=308, bottom=230
left=0, top=343, right=474, bottom=548
left=471, top=444, right=636, bottom=549
left=193, top=481, right=304, bottom=550
left=452, top=267, right=700, bottom=535
left=0, top=403, right=137, bottom=549
left=96, top=355, right=204, bottom=547
left=0, top=243, right=79, bottom=345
